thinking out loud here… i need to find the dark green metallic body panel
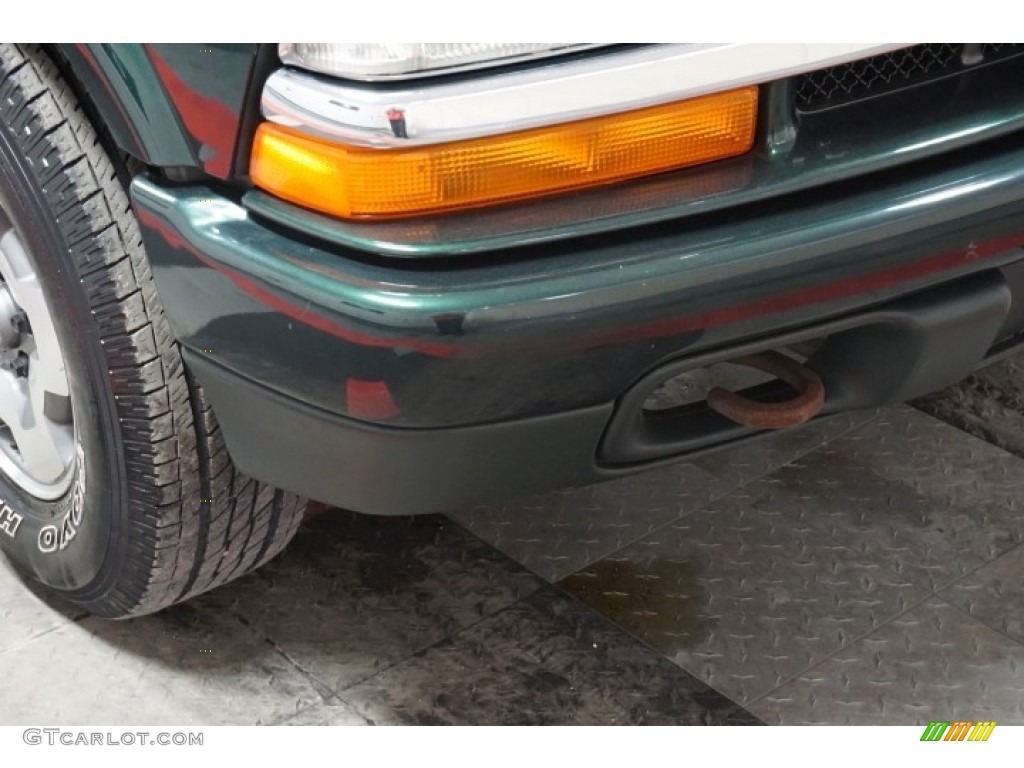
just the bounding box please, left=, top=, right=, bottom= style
left=131, top=129, right=1024, bottom=429
left=55, top=43, right=257, bottom=178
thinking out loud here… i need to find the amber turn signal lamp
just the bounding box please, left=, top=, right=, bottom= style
left=250, top=86, right=758, bottom=219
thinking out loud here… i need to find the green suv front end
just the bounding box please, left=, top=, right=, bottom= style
left=1, top=43, right=1023, bottom=616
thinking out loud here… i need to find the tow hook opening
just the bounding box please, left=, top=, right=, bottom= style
left=618, top=342, right=832, bottom=463
left=601, top=269, right=1013, bottom=466
left=642, top=350, right=826, bottom=429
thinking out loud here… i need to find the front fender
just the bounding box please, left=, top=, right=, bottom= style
left=54, top=43, right=258, bottom=179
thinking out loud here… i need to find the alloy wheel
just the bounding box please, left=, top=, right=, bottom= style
left=0, top=204, right=75, bottom=500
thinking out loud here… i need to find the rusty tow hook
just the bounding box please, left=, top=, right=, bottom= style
left=706, top=351, right=825, bottom=429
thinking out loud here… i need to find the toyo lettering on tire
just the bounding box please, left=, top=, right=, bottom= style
left=0, top=44, right=307, bottom=618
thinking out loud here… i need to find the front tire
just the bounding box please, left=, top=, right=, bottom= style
left=0, top=44, right=306, bottom=618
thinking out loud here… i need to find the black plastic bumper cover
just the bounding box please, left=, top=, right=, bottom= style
left=186, top=267, right=1021, bottom=514
left=186, top=350, right=612, bottom=515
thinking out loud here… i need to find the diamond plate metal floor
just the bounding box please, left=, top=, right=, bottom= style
left=0, top=515, right=755, bottom=725
left=551, top=404, right=1024, bottom=722
left=3, top=356, right=1024, bottom=725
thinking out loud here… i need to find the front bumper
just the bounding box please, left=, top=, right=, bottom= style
left=131, top=135, right=1024, bottom=514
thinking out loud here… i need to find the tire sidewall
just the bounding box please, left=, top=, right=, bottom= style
left=0, top=117, right=127, bottom=598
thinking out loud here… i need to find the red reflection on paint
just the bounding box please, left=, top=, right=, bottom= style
left=345, top=379, right=400, bottom=421
left=145, top=45, right=237, bottom=178
left=590, top=234, right=1022, bottom=347
left=135, top=202, right=1023, bottom=359
left=135, top=207, right=459, bottom=358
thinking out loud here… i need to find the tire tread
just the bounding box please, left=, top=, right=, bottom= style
left=0, top=44, right=306, bottom=618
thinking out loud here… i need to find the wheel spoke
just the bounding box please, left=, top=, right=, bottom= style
left=0, top=231, right=68, bottom=398
left=28, top=339, right=70, bottom=400
left=0, top=368, right=29, bottom=435
left=0, top=223, right=75, bottom=497
left=0, top=367, right=70, bottom=483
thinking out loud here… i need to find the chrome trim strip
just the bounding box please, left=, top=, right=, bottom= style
left=262, top=43, right=908, bottom=148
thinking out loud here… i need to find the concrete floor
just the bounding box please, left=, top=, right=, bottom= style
left=3, top=356, right=1024, bottom=725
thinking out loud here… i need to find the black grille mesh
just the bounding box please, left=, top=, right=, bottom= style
left=795, top=44, right=1024, bottom=112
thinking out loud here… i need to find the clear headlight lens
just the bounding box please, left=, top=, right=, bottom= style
left=279, top=43, right=597, bottom=80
